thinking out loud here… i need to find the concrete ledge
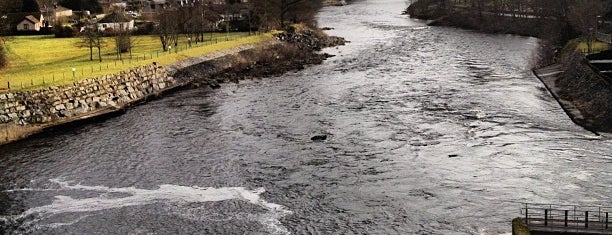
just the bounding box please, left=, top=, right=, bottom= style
left=512, top=218, right=531, bottom=235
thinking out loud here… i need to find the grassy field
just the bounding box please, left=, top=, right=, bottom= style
left=577, top=40, right=610, bottom=55
left=0, top=32, right=272, bottom=91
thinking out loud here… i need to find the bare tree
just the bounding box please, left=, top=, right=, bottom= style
left=568, top=0, right=605, bottom=52
left=78, top=24, right=105, bottom=62
left=156, top=4, right=179, bottom=51
left=0, top=2, right=14, bottom=69
left=249, top=0, right=322, bottom=29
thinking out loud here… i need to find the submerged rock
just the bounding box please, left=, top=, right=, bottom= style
left=311, top=135, right=327, bottom=141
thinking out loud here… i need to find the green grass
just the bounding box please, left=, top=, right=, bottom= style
left=576, top=40, right=610, bottom=55
left=0, top=32, right=272, bottom=91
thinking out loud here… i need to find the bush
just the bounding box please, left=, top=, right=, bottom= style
left=134, top=22, right=154, bottom=35
left=0, top=43, right=7, bottom=69
left=116, top=34, right=131, bottom=53
left=54, top=25, right=75, bottom=38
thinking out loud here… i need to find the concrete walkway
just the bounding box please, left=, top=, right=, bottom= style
left=532, top=64, right=588, bottom=128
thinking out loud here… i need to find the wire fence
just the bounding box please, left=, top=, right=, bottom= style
left=0, top=32, right=257, bottom=91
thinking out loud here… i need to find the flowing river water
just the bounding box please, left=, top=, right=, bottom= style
left=1, top=0, right=611, bottom=234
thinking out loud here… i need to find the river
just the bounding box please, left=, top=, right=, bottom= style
left=1, top=0, right=611, bottom=234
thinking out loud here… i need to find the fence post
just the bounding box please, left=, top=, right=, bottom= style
left=565, top=210, right=568, bottom=227
left=525, top=204, right=529, bottom=224
left=545, top=209, right=548, bottom=226
left=586, top=211, right=589, bottom=228
left=7, top=81, right=10, bottom=90
left=606, top=212, right=609, bottom=229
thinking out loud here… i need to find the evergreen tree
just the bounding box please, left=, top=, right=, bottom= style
left=22, top=0, right=40, bottom=12
left=59, top=0, right=103, bottom=13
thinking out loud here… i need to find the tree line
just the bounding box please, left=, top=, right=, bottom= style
left=408, top=0, right=609, bottom=44
left=0, top=0, right=324, bottom=68
left=154, top=0, right=322, bottom=51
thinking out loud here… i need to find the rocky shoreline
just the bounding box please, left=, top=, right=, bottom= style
left=176, top=26, right=346, bottom=89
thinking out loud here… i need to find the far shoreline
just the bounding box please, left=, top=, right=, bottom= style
left=405, top=1, right=612, bottom=134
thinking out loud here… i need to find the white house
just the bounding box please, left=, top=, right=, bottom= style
left=16, top=15, right=44, bottom=31
left=41, top=6, right=73, bottom=25
left=96, top=12, right=135, bottom=32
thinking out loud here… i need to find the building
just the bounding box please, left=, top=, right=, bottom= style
left=41, top=6, right=73, bottom=25
left=16, top=14, right=44, bottom=31
left=96, top=12, right=134, bottom=32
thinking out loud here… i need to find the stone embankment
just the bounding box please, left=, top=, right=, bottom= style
left=0, top=43, right=276, bottom=145
left=0, top=65, right=173, bottom=125
left=0, top=64, right=176, bottom=144
left=0, top=27, right=346, bottom=145
left=534, top=44, right=612, bottom=133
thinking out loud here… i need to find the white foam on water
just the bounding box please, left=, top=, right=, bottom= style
left=4, top=179, right=292, bottom=234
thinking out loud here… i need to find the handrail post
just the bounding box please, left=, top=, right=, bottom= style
left=545, top=209, right=548, bottom=226
left=586, top=211, right=589, bottom=228
left=525, top=204, right=529, bottom=224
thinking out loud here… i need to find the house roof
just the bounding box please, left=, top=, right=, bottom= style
left=55, top=6, right=72, bottom=12
left=23, top=15, right=40, bottom=24
left=97, top=12, right=133, bottom=23
left=7, top=12, right=42, bottom=25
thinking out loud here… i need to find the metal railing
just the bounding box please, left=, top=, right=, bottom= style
left=597, top=32, right=612, bottom=44
left=521, top=203, right=612, bottom=234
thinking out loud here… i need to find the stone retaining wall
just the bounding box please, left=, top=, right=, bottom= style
left=0, top=41, right=281, bottom=145
left=556, top=49, right=612, bottom=132
left=0, top=64, right=174, bottom=126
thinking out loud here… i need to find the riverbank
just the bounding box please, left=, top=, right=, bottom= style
left=534, top=42, right=612, bottom=133
left=0, top=26, right=346, bottom=145
left=323, top=0, right=348, bottom=6
left=406, top=1, right=612, bottom=133
left=406, top=7, right=572, bottom=45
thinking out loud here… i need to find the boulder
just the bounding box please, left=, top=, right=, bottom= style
left=311, top=135, right=327, bottom=141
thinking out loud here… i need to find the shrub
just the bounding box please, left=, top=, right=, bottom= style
left=134, top=22, right=155, bottom=35
left=54, top=25, right=75, bottom=38
left=0, top=43, right=7, bottom=69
